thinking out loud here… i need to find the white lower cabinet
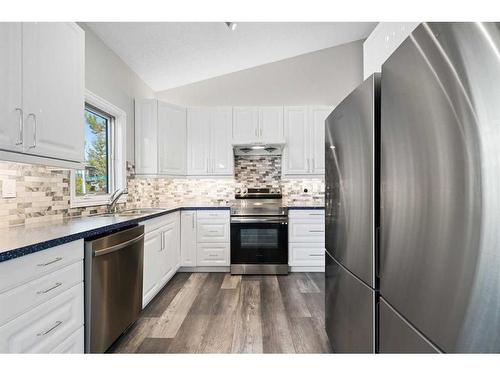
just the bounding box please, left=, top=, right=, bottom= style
left=288, top=210, right=325, bottom=272
left=141, top=212, right=181, bottom=308
left=0, top=241, right=84, bottom=353
left=180, top=209, right=230, bottom=269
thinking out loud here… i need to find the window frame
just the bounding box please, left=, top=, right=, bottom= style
left=70, top=90, right=127, bottom=208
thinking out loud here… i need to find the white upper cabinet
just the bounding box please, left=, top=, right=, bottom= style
left=310, top=107, right=332, bottom=175
left=259, top=106, right=284, bottom=143
left=232, top=107, right=259, bottom=144
left=187, top=107, right=211, bottom=175
left=22, top=23, right=84, bottom=163
left=158, top=102, right=186, bottom=175
left=0, top=23, right=22, bottom=153
left=187, top=107, right=233, bottom=176
left=284, top=106, right=332, bottom=176
left=0, top=23, right=84, bottom=166
left=284, top=106, right=310, bottom=174
left=135, top=99, right=187, bottom=176
left=232, top=106, right=284, bottom=144
left=135, top=99, right=158, bottom=174
left=210, top=107, right=233, bottom=175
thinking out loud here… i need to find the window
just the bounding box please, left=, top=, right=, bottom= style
left=70, top=90, right=127, bottom=208
left=75, top=104, right=113, bottom=197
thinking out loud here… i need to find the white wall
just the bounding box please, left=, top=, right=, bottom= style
left=156, top=41, right=364, bottom=107
left=79, top=23, right=155, bottom=162
left=363, top=22, right=420, bottom=79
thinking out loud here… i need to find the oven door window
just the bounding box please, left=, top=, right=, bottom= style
left=231, top=222, right=288, bottom=264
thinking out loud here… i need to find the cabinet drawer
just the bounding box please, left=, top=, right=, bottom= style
left=197, top=220, right=230, bottom=243
left=0, top=240, right=83, bottom=293
left=289, top=221, right=325, bottom=243
left=196, top=210, right=230, bottom=219
left=288, top=210, right=325, bottom=219
left=290, top=243, right=325, bottom=266
left=0, top=283, right=84, bottom=353
left=197, top=243, right=229, bottom=266
left=140, top=211, right=178, bottom=233
left=0, top=261, right=83, bottom=326
left=50, top=326, right=84, bottom=353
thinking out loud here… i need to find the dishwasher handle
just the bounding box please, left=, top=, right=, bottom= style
left=93, top=233, right=145, bottom=257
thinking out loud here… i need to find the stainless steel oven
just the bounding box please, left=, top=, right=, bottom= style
left=230, top=188, right=288, bottom=275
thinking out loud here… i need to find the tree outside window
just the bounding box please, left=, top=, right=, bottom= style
left=75, top=106, right=111, bottom=196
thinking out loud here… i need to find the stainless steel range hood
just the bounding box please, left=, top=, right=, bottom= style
left=233, top=143, right=284, bottom=156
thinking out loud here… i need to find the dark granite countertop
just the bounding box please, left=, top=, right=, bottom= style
left=0, top=205, right=229, bottom=263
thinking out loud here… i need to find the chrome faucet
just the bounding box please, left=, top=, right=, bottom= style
left=108, top=188, right=128, bottom=214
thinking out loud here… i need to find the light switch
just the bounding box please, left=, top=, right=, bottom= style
left=2, top=179, right=16, bottom=198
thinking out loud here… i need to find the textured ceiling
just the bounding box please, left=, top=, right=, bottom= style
left=86, top=22, right=377, bottom=91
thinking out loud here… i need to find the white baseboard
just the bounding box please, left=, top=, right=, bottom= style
left=290, top=266, right=325, bottom=272
left=178, top=266, right=231, bottom=273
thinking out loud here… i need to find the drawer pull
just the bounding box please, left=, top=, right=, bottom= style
left=310, top=254, right=324, bottom=257
left=37, top=282, right=63, bottom=294
left=309, top=230, right=324, bottom=233
left=309, top=213, right=324, bottom=216
left=208, top=254, right=219, bottom=257
left=209, top=230, right=219, bottom=233
left=37, top=320, right=62, bottom=336
left=37, top=257, right=63, bottom=267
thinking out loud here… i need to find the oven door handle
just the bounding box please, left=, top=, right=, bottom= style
left=231, top=217, right=288, bottom=224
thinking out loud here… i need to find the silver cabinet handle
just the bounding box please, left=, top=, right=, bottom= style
left=161, top=233, right=164, bottom=250
left=306, top=158, right=310, bottom=172
left=192, top=213, right=195, bottom=229
left=37, top=321, right=62, bottom=337
left=309, top=254, right=324, bottom=257
left=14, top=108, right=23, bottom=145
left=312, top=158, right=315, bottom=171
left=208, top=254, right=218, bottom=257
left=309, top=213, right=324, bottom=216
left=209, top=230, right=219, bottom=233
left=37, top=282, right=62, bottom=294
left=37, top=257, right=63, bottom=267
left=309, top=230, right=324, bottom=233
left=27, top=113, right=37, bottom=149
left=255, top=127, right=258, bottom=137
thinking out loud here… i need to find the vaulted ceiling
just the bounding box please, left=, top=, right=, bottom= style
left=86, top=22, right=377, bottom=91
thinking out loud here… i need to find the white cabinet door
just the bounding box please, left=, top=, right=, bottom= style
left=142, top=228, right=163, bottom=306
left=187, top=107, right=210, bottom=175
left=135, top=99, right=158, bottom=174
left=211, top=107, right=233, bottom=175
left=158, top=102, right=186, bottom=175
left=22, top=23, right=84, bottom=163
left=284, top=107, right=310, bottom=174
left=180, top=211, right=197, bottom=267
left=160, top=221, right=176, bottom=283
left=0, top=23, right=22, bottom=152
left=310, top=107, right=331, bottom=175
left=259, top=106, right=284, bottom=143
left=232, top=107, right=259, bottom=144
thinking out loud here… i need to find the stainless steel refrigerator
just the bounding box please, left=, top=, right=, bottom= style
left=325, top=74, right=380, bottom=353
left=380, top=22, right=500, bottom=353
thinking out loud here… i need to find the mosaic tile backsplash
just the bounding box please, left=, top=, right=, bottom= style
left=234, top=155, right=281, bottom=188
left=0, top=160, right=324, bottom=228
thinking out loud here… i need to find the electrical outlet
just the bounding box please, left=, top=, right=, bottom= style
left=2, top=179, right=16, bottom=198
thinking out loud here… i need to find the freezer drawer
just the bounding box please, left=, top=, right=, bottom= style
left=379, top=298, right=438, bottom=353
left=325, top=251, right=374, bottom=353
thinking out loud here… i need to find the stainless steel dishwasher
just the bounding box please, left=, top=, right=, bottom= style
left=84, top=225, right=144, bottom=353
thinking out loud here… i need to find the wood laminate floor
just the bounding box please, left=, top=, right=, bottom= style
left=108, top=272, right=331, bottom=354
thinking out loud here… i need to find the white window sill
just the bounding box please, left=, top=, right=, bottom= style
left=70, top=195, right=127, bottom=209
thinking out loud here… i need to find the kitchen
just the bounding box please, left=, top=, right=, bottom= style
left=1, top=4, right=500, bottom=370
